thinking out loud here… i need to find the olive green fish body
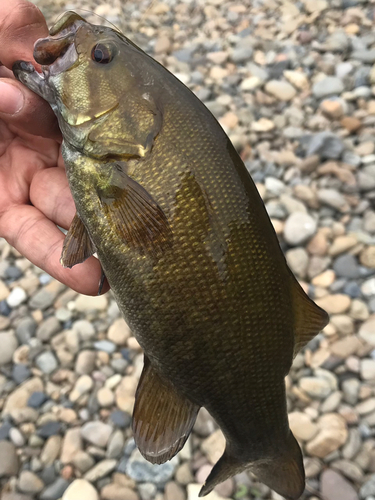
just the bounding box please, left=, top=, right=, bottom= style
left=13, top=13, right=329, bottom=498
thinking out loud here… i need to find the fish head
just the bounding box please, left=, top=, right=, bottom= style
left=13, top=11, right=162, bottom=158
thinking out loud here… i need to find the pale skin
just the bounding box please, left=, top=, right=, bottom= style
left=0, top=0, right=108, bottom=295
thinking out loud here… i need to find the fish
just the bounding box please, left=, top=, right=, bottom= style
left=13, top=12, right=329, bottom=499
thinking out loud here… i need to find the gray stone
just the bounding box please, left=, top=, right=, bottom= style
left=35, top=351, right=58, bottom=374
left=84, top=459, right=117, bottom=481
left=352, top=50, right=375, bottom=64
left=313, top=77, right=344, bottom=99
left=318, top=189, right=349, bottom=212
left=230, top=47, right=253, bottom=63
left=342, top=429, right=361, bottom=460
left=29, top=288, right=55, bottom=310
left=360, top=476, right=375, bottom=498
left=321, top=469, right=358, bottom=500
left=286, top=248, right=309, bottom=278
left=81, top=421, right=113, bottom=448
left=306, top=132, right=345, bottom=160
left=94, top=340, right=116, bottom=353
left=0, top=332, right=18, bottom=365
left=18, top=470, right=44, bottom=494
left=16, top=317, right=37, bottom=343
left=40, top=478, right=70, bottom=500
left=0, top=440, right=19, bottom=476
left=37, top=421, right=62, bottom=438
left=333, top=255, right=360, bottom=279
left=28, top=391, right=48, bottom=408
left=37, top=317, right=61, bottom=342
left=342, top=378, right=360, bottom=405
left=126, top=448, right=178, bottom=484
left=12, top=364, right=31, bottom=384
left=110, top=410, right=131, bottom=428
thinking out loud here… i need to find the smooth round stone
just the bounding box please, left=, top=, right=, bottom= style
left=288, top=412, right=318, bottom=441
left=37, top=422, right=62, bottom=438
left=333, top=254, right=360, bottom=279
left=69, top=375, right=93, bottom=403
left=35, top=351, right=58, bottom=374
left=62, top=479, right=98, bottom=500
left=40, top=477, right=70, bottom=500
left=94, top=340, right=116, bottom=353
left=313, top=77, right=344, bottom=99
left=18, top=470, right=44, bottom=494
left=0, top=440, right=19, bottom=476
left=126, top=449, right=178, bottom=484
left=97, top=387, right=115, bottom=407
left=9, top=427, right=25, bottom=447
left=28, top=392, right=48, bottom=409
left=81, top=421, right=113, bottom=448
left=321, top=469, right=358, bottom=500
left=264, top=80, right=296, bottom=101
left=16, top=317, right=37, bottom=343
left=107, top=318, right=131, bottom=345
left=6, top=287, right=27, bottom=308
left=0, top=332, right=18, bottom=366
left=283, top=212, right=317, bottom=245
left=110, top=410, right=132, bottom=428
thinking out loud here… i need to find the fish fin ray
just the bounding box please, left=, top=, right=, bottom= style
left=100, top=174, right=172, bottom=257
left=60, top=213, right=95, bottom=268
left=200, top=432, right=304, bottom=500
left=291, top=274, right=329, bottom=357
left=133, top=356, right=199, bottom=464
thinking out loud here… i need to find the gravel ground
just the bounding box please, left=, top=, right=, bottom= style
left=1, top=0, right=375, bottom=499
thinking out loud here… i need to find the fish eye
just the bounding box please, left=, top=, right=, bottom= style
left=91, top=43, right=114, bottom=64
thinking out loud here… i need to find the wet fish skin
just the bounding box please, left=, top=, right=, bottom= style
left=13, top=12, right=329, bottom=499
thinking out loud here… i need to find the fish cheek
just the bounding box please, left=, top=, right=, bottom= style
left=86, top=91, right=162, bottom=159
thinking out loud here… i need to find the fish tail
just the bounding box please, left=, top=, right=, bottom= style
left=199, top=431, right=305, bottom=500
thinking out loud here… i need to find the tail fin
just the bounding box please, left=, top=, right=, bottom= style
left=199, top=432, right=305, bottom=500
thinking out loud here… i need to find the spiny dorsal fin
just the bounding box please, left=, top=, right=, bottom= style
left=99, top=173, right=172, bottom=258
left=290, top=273, right=329, bottom=357
left=133, top=356, right=199, bottom=464
left=60, top=213, right=95, bottom=268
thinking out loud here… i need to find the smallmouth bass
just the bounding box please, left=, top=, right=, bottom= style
left=13, top=12, right=329, bottom=498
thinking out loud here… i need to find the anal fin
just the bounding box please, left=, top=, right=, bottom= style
left=133, top=356, right=199, bottom=464
left=60, top=213, right=95, bottom=268
left=290, top=273, right=329, bottom=357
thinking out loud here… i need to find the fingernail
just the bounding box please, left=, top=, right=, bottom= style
left=0, top=81, right=24, bottom=114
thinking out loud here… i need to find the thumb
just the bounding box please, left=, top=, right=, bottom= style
left=0, top=78, right=61, bottom=140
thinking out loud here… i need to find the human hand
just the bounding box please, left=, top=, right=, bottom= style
left=0, top=0, right=108, bottom=295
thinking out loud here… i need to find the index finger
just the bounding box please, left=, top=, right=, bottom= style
left=0, top=0, right=48, bottom=70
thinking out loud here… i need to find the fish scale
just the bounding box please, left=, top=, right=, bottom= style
left=13, top=11, right=329, bottom=499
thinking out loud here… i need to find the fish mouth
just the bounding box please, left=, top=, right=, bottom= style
left=33, top=12, right=87, bottom=77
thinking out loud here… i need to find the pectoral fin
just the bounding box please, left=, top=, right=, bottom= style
left=291, top=273, right=329, bottom=356
left=133, top=356, right=199, bottom=464
left=99, top=172, right=172, bottom=257
left=60, top=213, right=95, bottom=268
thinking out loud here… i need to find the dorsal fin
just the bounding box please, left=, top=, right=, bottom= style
left=290, top=273, right=329, bottom=357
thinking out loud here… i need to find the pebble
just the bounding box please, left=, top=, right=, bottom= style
left=321, top=469, right=358, bottom=500
left=35, top=351, right=58, bottom=374
left=62, top=479, right=98, bottom=500
left=315, top=294, right=351, bottom=314
left=97, top=387, right=115, bottom=407
left=84, top=459, right=117, bottom=481
left=0, top=332, right=18, bottom=366
left=69, top=375, right=94, bottom=402
left=305, top=414, right=348, bottom=458
left=264, top=80, right=297, bottom=101
left=288, top=412, right=318, bottom=441
left=126, top=449, right=179, bottom=484
left=100, top=484, right=139, bottom=500
left=75, top=350, right=96, bottom=375
left=6, top=286, right=27, bottom=307
left=283, top=212, right=317, bottom=245
left=313, top=77, right=345, bottom=99
left=75, top=294, right=108, bottom=312
left=81, top=421, right=113, bottom=448
left=37, top=317, right=61, bottom=342
left=107, top=318, right=131, bottom=345
left=61, top=428, right=83, bottom=464
left=40, top=477, right=70, bottom=500
left=18, top=470, right=45, bottom=494
left=0, top=440, right=19, bottom=476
